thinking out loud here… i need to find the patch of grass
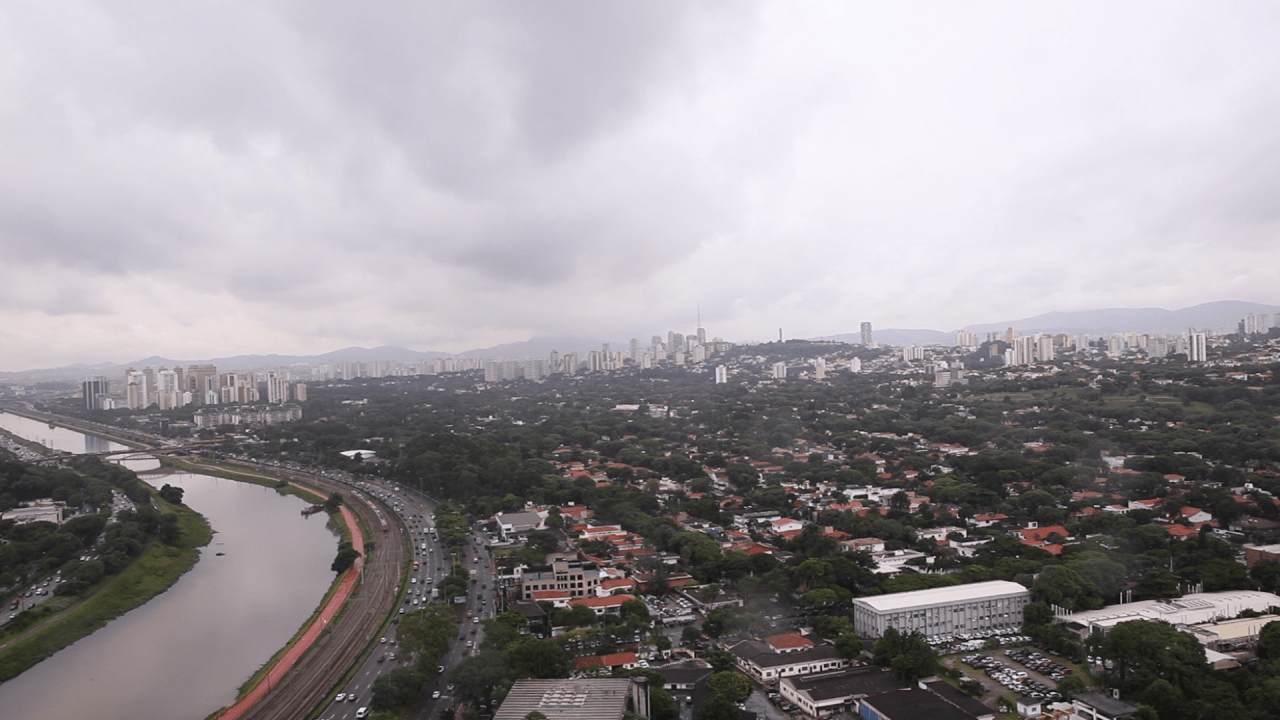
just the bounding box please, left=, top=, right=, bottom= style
left=0, top=501, right=210, bottom=681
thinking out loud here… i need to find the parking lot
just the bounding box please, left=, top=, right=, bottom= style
left=952, top=648, right=1074, bottom=705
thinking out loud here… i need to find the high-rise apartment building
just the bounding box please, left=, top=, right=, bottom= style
left=1036, top=334, right=1055, bottom=363
left=82, top=376, right=109, bottom=410
left=186, top=364, right=217, bottom=405
left=860, top=322, right=874, bottom=348
left=124, top=368, right=148, bottom=410
left=954, top=330, right=978, bottom=347
left=1188, top=331, right=1208, bottom=362
left=773, top=361, right=787, bottom=379
left=266, top=372, right=288, bottom=404
left=715, top=365, right=728, bottom=384
left=156, top=368, right=181, bottom=410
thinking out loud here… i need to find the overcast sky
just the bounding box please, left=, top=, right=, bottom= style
left=3, top=1, right=1279, bottom=370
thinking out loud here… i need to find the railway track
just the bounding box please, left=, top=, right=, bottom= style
left=225, top=464, right=405, bottom=720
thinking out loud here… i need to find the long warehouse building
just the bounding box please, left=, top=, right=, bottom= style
left=851, top=580, right=1031, bottom=639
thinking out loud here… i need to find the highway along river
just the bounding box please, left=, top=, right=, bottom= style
left=0, top=414, right=339, bottom=719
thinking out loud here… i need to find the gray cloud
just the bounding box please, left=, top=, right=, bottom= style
left=1, top=1, right=1279, bottom=370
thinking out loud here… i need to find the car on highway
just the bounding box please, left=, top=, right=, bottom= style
left=433, top=690, right=441, bottom=699
left=335, top=693, right=346, bottom=702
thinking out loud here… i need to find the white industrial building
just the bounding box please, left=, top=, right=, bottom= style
left=850, top=580, right=1031, bottom=639
left=1059, top=590, right=1280, bottom=637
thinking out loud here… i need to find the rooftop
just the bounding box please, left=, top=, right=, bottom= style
left=1062, top=591, right=1280, bottom=629
left=494, top=678, right=638, bottom=720
left=852, top=580, right=1030, bottom=612
left=785, top=666, right=906, bottom=701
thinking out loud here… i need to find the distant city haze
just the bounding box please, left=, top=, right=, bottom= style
left=2, top=3, right=1279, bottom=370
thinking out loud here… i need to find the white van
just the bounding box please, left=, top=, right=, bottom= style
left=356, top=709, right=369, bottom=719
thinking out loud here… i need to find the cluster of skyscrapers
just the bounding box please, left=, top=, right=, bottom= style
left=943, top=327, right=1227, bottom=366
left=483, top=328, right=730, bottom=383
left=81, top=366, right=307, bottom=411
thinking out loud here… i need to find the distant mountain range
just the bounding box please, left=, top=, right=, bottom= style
left=4, top=301, right=1276, bottom=381
left=958, top=300, right=1280, bottom=336
left=0, top=336, right=621, bottom=380
left=812, top=300, right=1279, bottom=347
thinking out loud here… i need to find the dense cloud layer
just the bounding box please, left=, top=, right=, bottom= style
left=2, top=1, right=1279, bottom=369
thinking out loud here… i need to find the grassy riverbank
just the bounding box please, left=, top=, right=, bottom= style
left=0, top=499, right=212, bottom=681
left=162, top=457, right=329, bottom=505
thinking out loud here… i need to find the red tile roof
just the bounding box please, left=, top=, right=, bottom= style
left=570, top=593, right=636, bottom=608
left=1020, top=525, right=1070, bottom=543
left=766, top=633, right=814, bottom=650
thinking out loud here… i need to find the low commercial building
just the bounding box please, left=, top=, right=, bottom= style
left=496, top=511, right=544, bottom=542
left=1245, top=543, right=1280, bottom=568
left=728, top=639, right=848, bottom=683
left=1182, top=614, right=1280, bottom=652
left=778, top=666, right=906, bottom=718
left=494, top=678, right=650, bottom=720
left=520, top=559, right=602, bottom=601
left=0, top=500, right=65, bottom=526
left=850, top=580, right=1031, bottom=639
left=860, top=687, right=994, bottom=720
left=1059, top=591, right=1280, bottom=637
left=569, top=593, right=636, bottom=617
left=1071, top=691, right=1139, bottom=720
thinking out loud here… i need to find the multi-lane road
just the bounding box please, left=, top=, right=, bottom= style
left=287, top=473, right=499, bottom=720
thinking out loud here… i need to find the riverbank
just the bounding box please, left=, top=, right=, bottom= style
left=213, top=503, right=364, bottom=720
left=0, top=424, right=56, bottom=460
left=158, top=456, right=368, bottom=720
left=0, top=405, right=150, bottom=450
left=0, top=494, right=212, bottom=681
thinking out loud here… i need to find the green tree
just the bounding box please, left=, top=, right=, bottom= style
left=1057, top=674, right=1085, bottom=696
left=703, top=648, right=737, bottom=673
left=370, top=666, right=425, bottom=711
left=1032, top=565, right=1100, bottom=611
left=506, top=635, right=570, bottom=679
left=1022, top=602, right=1053, bottom=628
left=702, top=608, right=736, bottom=638
left=696, top=693, right=741, bottom=720
left=620, top=598, right=651, bottom=624
left=1259, top=621, right=1280, bottom=661
left=706, top=671, right=753, bottom=703
left=699, top=583, right=722, bottom=603
left=158, top=483, right=185, bottom=505
left=681, top=625, right=701, bottom=646
left=872, top=628, right=939, bottom=684
left=526, top=530, right=560, bottom=555
left=331, top=541, right=361, bottom=573
left=835, top=632, right=863, bottom=660
left=450, top=651, right=507, bottom=701
left=157, top=513, right=182, bottom=545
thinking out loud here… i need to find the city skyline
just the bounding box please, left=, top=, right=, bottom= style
left=3, top=3, right=1280, bottom=371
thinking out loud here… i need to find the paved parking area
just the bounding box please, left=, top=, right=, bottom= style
left=946, top=648, right=1071, bottom=708
left=745, top=689, right=793, bottom=720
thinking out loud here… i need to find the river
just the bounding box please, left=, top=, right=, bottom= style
left=0, top=413, right=339, bottom=719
